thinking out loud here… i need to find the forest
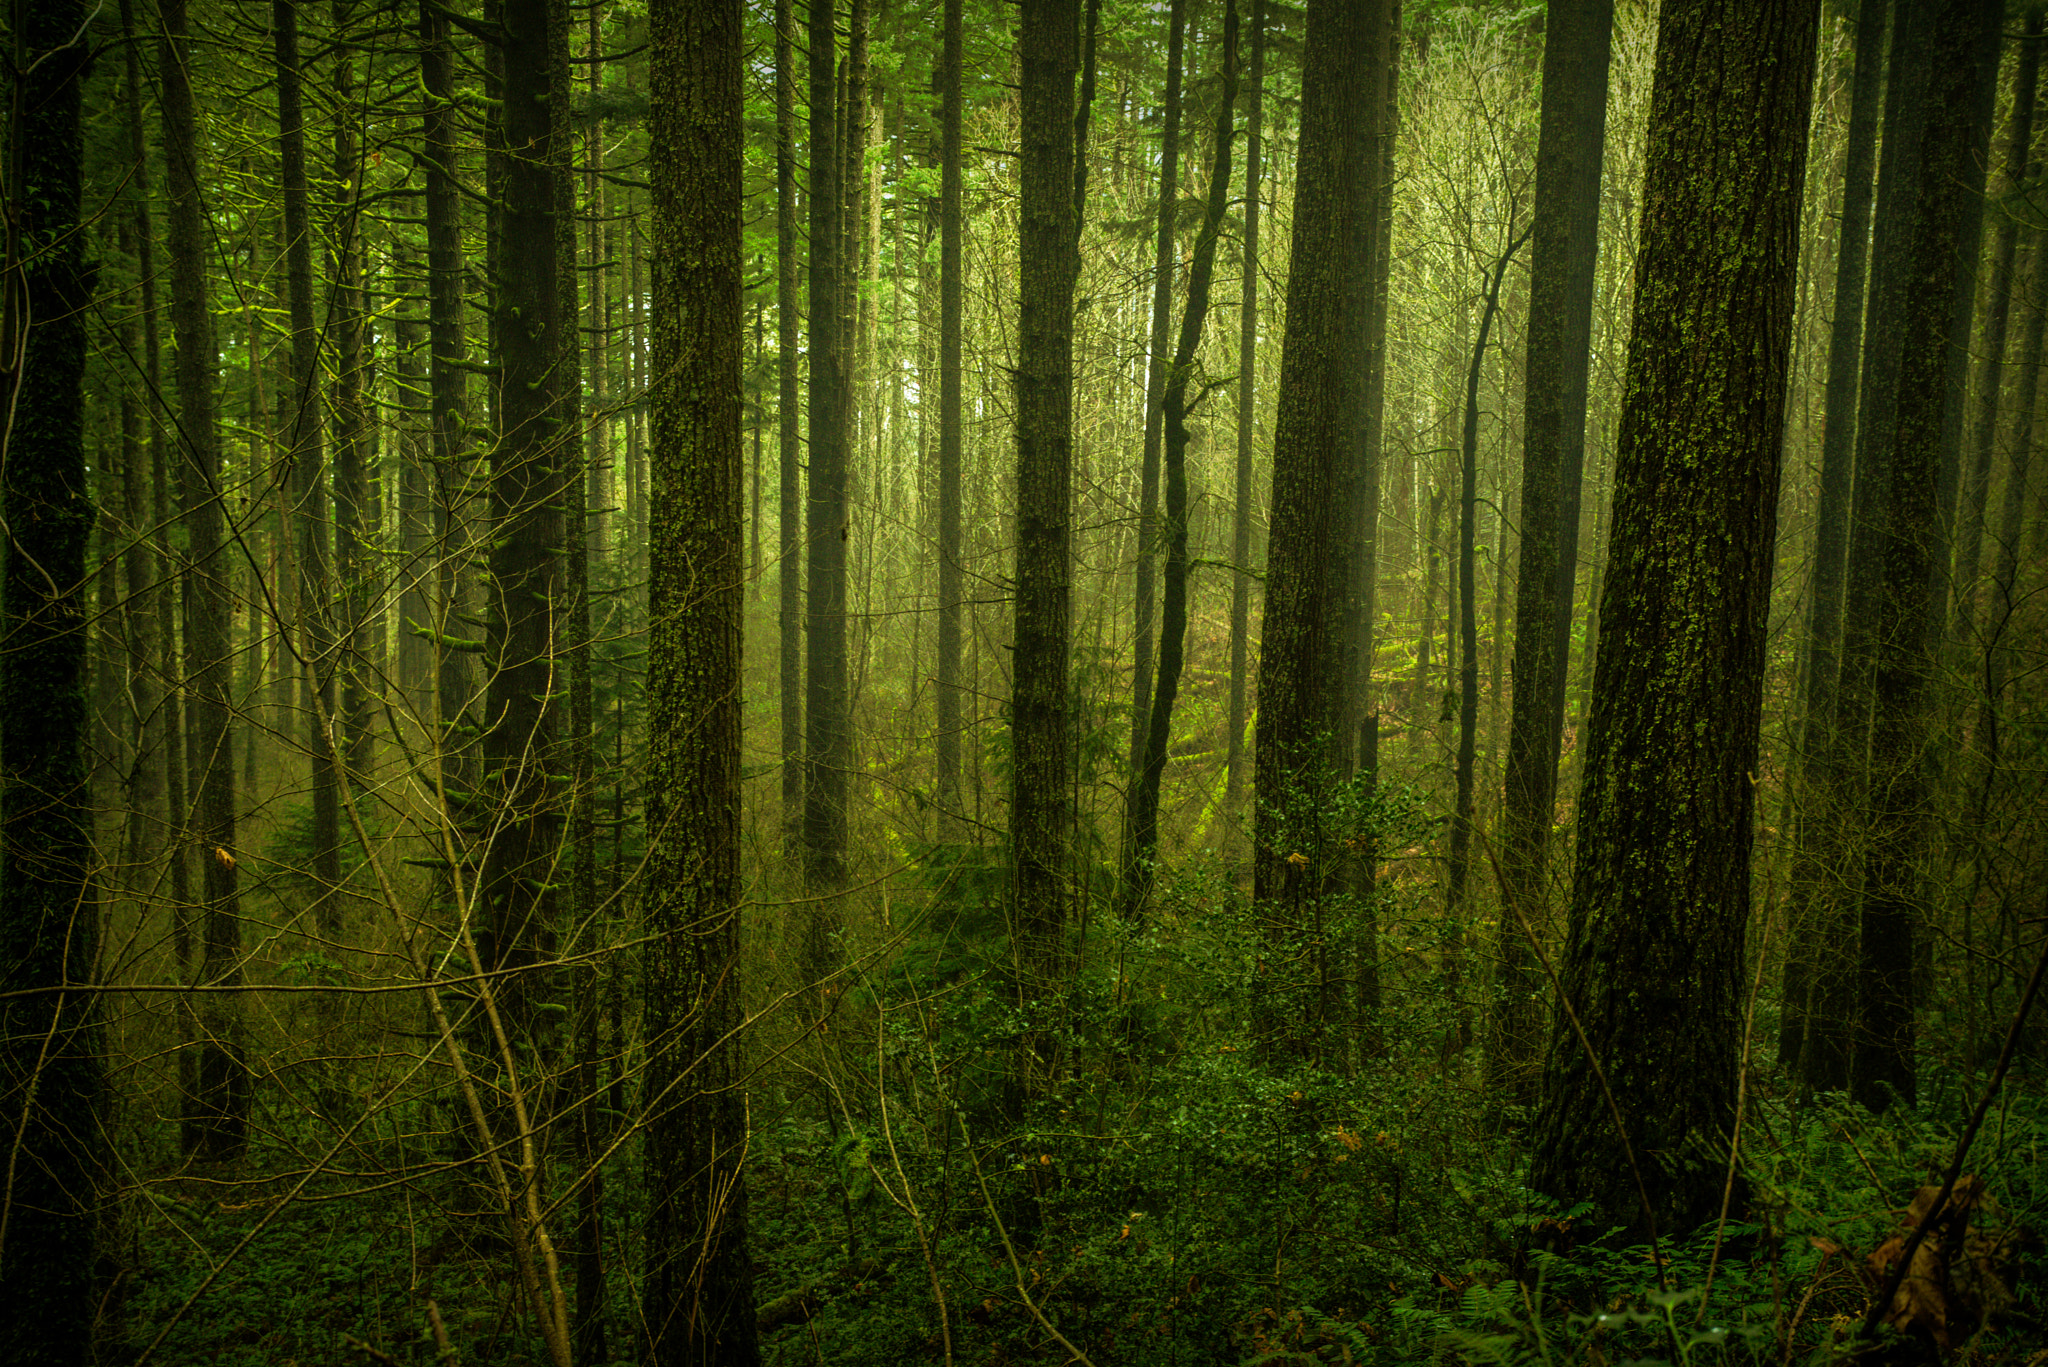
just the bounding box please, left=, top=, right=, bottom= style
left=1, top=0, right=2045, bottom=1362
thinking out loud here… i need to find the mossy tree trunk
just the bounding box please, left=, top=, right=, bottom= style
left=643, top=1, right=762, bottom=1359
left=1528, top=0, right=1817, bottom=1238
left=1011, top=0, right=1080, bottom=1100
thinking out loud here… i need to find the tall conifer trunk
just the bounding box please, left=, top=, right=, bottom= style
left=1493, top=0, right=1613, bottom=1099
left=1528, top=0, right=1817, bottom=1236
left=775, top=0, right=804, bottom=850
left=936, top=0, right=966, bottom=819
left=418, top=0, right=477, bottom=828
left=1012, top=0, right=1081, bottom=1097
left=645, top=1, right=762, bottom=1360
left=0, top=2, right=102, bottom=1353
left=1128, top=0, right=1186, bottom=785
left=1851, top=0, right=2001, bottom=1114
left=1784, top=0, right=1888, bottom=1086
left=163, top=0, right=251, bottom=1162
left=1252, top=0, right=1388, bottom=1056
left=482, top=0, right=568, bottom=1033
left=805, top=0, right=852, bottom=900
left=1124, top=0, right=1241, bottom=916
left=1226, top=0, right=1267, bottom=820
left=273, top=0, right=345, bottom=939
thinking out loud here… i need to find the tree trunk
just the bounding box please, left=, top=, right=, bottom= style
left=273, top=0, right=344, bottom=940
left=1012, top=0, right=1081, bottom=1099
left=1128, top=0, right=1186, bottom=787
left=1952, top=10, right=2041, bottom=656
left=1225, top=0, right=1267, bottom=821
left=1251, top=0, right=1388, bottom=1057
left=1784, top=0, right=1888, bottom=1086
left=417, top=0, right=478, bottom=830
left=0, top=4, right=102, bottom=1355
left=1124, top=0, right=1241, bottom=917
left=329, top=0, right=372, bottom=779
left=776, top=0, right=804, bottom=851
left=1449, top=225, right=1530, bottom=1061
left=804, top=0, right=852, bottom=899
left=163, top=0, right=251, bottom=1163
left=482, top=0, right=568, bottom=1036
left=116, top=9, right=167, bottom=887
left=644, top=4, right=763, bottom=1361
left=1528, top=0, right=1817, bottom=1237
left=1493, top=0, right=1614, bottom=1102
left=1851, top=0, right=2001, bottom=1115
left=936, top=0, right=965, bottom=822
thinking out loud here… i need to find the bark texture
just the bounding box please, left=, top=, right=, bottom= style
left=1528, top=0, right=1818, bottom=1237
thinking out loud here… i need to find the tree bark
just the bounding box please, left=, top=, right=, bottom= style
left=1493, top=0, right=1614, bottom=1101
left=1225, top=0, right=1267, bottom=820
left=418, top=0, right=478, bottom=833
left=163, top=0, right=251, bottom=1163
left=1528, top=0, right=1817, bottom=1237
left=643, top=1, right=762, bottom=1359
left=0, top=3, right=103, bottom=1355
left=1128, top=0, right=1186, bottom=787
left=273, top=0, right=345, bottom=940
left=1012, top=0, right=1081, bottom=1096
left=1784, top=0, right=1889, bottom=1087
left=935, top=0, right=965, bottom=823
left=1124, top=0, right=1240, bottom=917
left=1851, top=0, right=2001, bottom=1115
left=481, top=0, right=568, bottom=1036
left=776, top=0, right=804, bottom=852
left=804, top=0, right=852, bottom=899
left=1251, top=0, right=1388, bottom=1056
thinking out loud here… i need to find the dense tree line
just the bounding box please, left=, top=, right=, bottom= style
left=1, top=0, right=2044, bottom=1363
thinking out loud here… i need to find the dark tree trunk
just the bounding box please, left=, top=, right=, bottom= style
left=1251, top=0, right=1388, bottom=1056
left=644, top=3, right=763, bottom=1361
left=163, top=0, right=251, bottom=1163
left=393, top=264, right=433, bottom=708
left=0, top=4, right=102, bottom=1356
left=481, top=0, right=568, bottom=1035
left=1124, top=0, right=1241, bottom=917
left=116, top=9, right=167, bottom=886
left=1851, top=0, right=2001, bottom=1115
left=418, top=0, right=478, bottom=826
left=804, top=0, right=852, bottom=900
left=273, top=0, right=345, bottom=940
left=1493, top=0, right=1614, bottom=1102
left=1827, top=0, right=1933, bottom=1100
left=1528, top=0, right=1817, bottom=1237
left=1449, top=226, right=1530, bottom=1061
left=776, top=0, right=804, bottom=851
left=1129, top=0, right=1186, bottom=786
left=935, top=0, right=965, bottom=822
left=329, top=1, right=372, bottom=779
left=1785, top=0, right=1888, bottom=1087
left=1225, top=0, right=1267, bottom=820
left=1012, top=0, right=1081, bottom=1095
